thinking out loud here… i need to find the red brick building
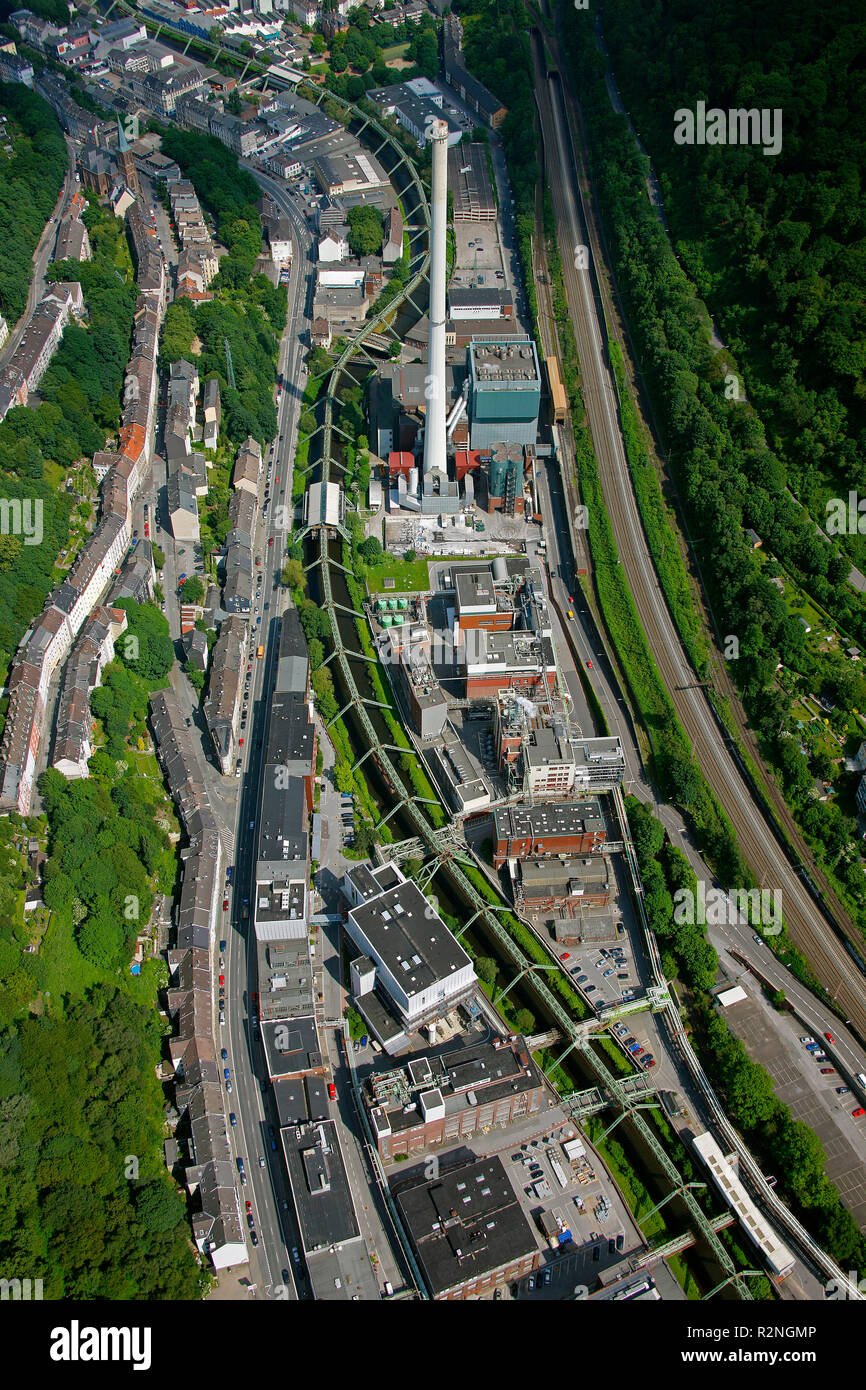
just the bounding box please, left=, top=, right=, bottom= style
left=489, top=800, right=606, bottom=868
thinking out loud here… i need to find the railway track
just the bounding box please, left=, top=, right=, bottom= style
left=530, top=30, right=866, bottom=1042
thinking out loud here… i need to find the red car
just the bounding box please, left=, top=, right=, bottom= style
left=559, top=952, right=570, bottom=961
left=820, top=1068, right=834, bottom=1075
left=268, top=536, right=274, bottom=546
left=246, top=1200, right=252, bottom=1214
left=222, top=898, right=229, bottom=911
left=825, top=1032, right=836, bottom=1044
left=853, top=1108, right=865, bottom=1118
left=144, top=521, right=149, bottom=538
left=328, top=1082, right=336, bottom=1100
left=219, top=975, right=225, bottom=986
left=586, top=659, right=592, bottom=669
left=274, top=476, right=279, bottom=485
left=251, top=991, right=258, bottom=1003
left=239, top=737, right=244, bottom=746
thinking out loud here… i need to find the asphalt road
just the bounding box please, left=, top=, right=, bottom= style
left=221, top=176, right=316, bottom=1297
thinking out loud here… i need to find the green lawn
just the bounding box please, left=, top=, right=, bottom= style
left=365, top=556, right=431, bottom=594
left=40, top=906, right=109, bottom=1008
left=381, top=43, right=410, bottom=60
left=130, top=749, right=161, bottom=778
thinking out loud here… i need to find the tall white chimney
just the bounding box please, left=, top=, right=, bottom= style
left=422, top=119, right=449, bottom=479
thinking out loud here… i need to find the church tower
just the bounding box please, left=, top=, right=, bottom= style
left=116, top=116, right=139, bottom=193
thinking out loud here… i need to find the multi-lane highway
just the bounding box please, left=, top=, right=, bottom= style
left=529, top=27, right=866, bottom=1043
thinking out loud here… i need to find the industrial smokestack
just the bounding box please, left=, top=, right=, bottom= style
left=422, top=119, right=449, bottom=480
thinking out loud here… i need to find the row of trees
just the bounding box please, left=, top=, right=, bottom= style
left=0, top=83, right=67, bottom=323
left=600, top=0, right=866, bottom=525
left=560, top=6, right=866, bottom=931
left=627, top=796, right=866, bottom=1277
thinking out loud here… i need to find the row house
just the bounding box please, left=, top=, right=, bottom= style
left=0, top=282, right=85, bottom=420
left=0, top=199, right=165, bottom=814
left=52, top=606, right=127, bottom=778
left=203, top=616, right=247, bottom=775
left=151, top=687, right=244, bottom=1271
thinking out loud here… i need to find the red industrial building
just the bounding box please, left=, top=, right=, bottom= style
left=488, top=800, right=606, bottom=868
left=366, top=1036, right=545, bottom=1162
left=454, top=568, right=516, bottom=632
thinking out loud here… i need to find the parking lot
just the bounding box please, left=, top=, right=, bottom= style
left=452, top=222, right=505, bottom=283
left=498, top=1130, right=643, bottom=1298
left=717, top=990, right=866, bottom=1230
left=558, top=938, right=640, bottom=1015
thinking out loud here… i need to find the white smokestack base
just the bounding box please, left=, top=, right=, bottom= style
left=422, top=119, right=449, bottom=479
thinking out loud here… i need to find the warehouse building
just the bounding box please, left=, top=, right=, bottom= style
left=468, top=339, right=540, bottom=450
left=489, top=800, right=606, bottom=868
left=342, top=862, right=476, bottom=1044
left=392, top=1154, right=538, bottom=1299
left=448, top=142, right=496, bottom=221
left=366, top=1036, right=545, bottom=1161
left=515, top=855, right=611, bottom=915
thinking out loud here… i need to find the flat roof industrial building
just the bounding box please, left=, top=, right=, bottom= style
left=448, top=141, right=496, bottom=221
left=343, top=862, right=476, bottom=1038
left=392, top=1154, right=538, bottom=1299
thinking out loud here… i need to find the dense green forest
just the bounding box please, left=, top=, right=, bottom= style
left=0, top=596, right=201, bottom=1298
left=599, top=0, right=866, bottom=529
left=628, top=797, right=866, bottom=1279
left=560, top=2, right=866, bottom=933
left=0, top=204, right=136, bottom=683
left=158, top=129, right=285, bottom=446
left=0, top=989, right=200, bottom=1298
left=0, top=82, right=67, bottom=325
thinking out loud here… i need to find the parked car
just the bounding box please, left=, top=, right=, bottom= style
left=853, top=1108, right=866, bottom=1118
left=229, top=1113, right=236, bottom=1127
left=820, top=1067, right=835, bottom=1075
left=837, top=1086, right=851, bottom=1095
left=559, top=952, right=570, bottom=961
left=328, top=1082, right=337, bottom=1100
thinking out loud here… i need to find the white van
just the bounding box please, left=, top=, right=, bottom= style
left=856, top=1073, right=866, bottom=1089
left=383, top=1280, right=393, bottom=1297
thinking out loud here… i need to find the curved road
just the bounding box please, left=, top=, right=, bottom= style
left=531, top=36, right=866, bottom=1044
